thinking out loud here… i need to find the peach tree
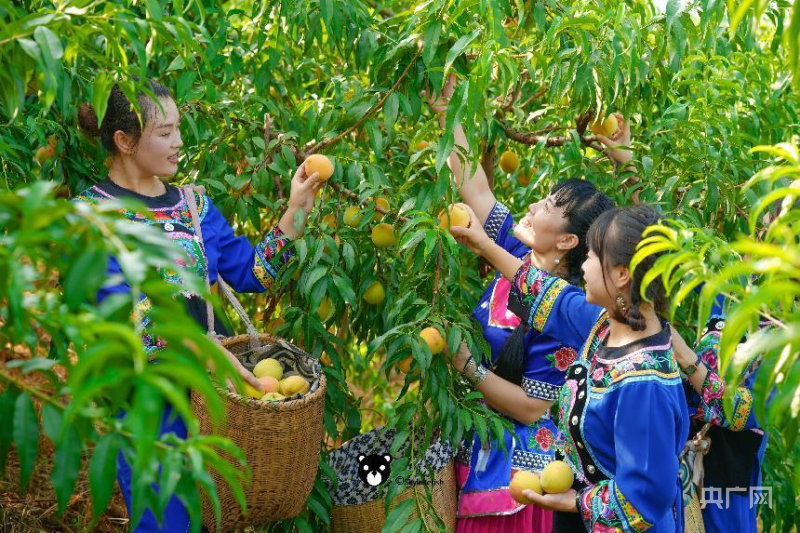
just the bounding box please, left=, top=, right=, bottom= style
left=1, top=0, right=799, bottom=531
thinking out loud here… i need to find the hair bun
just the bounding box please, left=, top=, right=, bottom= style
left=77, top=103, right=101, bottom=137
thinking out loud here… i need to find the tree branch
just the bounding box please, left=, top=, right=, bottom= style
left=500, top=120, right=571, bottom=146
left=263, top=113, right=285, bottom=199
left=499, top=111, right=604, bottom=151
left=306, top=48, right=422, bottom=156
left=431, top=243, right=443, bottom=309
left=519, top=87, right=548, bottom=109
left=480, top=140, right=496, bottom=190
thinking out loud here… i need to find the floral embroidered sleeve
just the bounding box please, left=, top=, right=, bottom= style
left=577, top=481, right=652, bottom=533
left=691, top=323, right=759, bottom=431
left=577, top=381, right=685, bottom=532
left=509, top=262, right=602, bottom=347
left=203, top=199, right=294, bottom=293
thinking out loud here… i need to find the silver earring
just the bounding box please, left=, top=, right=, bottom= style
left=554, top=257, right=561, bottom=265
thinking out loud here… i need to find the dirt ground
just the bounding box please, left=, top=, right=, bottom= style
left=0, top=341, right=129, bottom=533
left=0, top=446, right=129, bottom=533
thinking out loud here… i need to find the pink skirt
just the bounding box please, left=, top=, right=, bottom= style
left=456, top=505, right=553, bottom=533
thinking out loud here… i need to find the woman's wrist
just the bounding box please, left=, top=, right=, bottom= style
left=610, top=150, right=632, bottom=168
left=460, top=356, right=488, bottom=386
left=278, top=206, right=304, bottom=238
left=675, top=346, right=701, bottom=369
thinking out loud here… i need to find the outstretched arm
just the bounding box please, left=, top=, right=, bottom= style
left=594, top=113, right=640, bottom=203
left=425, top=74, right=496, bottom=225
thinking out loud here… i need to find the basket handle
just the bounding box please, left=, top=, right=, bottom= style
left=184, top=186, right=260, bottom=350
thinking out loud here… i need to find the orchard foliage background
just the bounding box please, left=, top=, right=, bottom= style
left=1, top=0, right=799, bottom=532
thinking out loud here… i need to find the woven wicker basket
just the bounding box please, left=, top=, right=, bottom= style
left=327, top=428, right=456, bottom=533
left=191, top=333, right=326, bottom=532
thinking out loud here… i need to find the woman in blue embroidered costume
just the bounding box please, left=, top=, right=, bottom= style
left=447, top=204, right=689, bottom=532
left=671, top=294, right=770, bottom=533
left=427, top=76, right=631, bottom=533
left=75, top=79, right=322, bottom=533
left=488, top=205, right=689, bottom=532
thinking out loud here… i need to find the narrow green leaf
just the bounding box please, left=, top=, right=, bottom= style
left=13, top=394, right=39, bottom=492
left=0, top=387, right=20, bottom=475
left=52, top=424, right=83, bottom=513
left=89, top=434, right=119, bottom=526
left=382, top=498, right=415, bottom=533
left=444, top=30, right=480, bottom=74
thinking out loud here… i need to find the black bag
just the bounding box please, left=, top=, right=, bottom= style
left=692, top=421, right=764, bottom=489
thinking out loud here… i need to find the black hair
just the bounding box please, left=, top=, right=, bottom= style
left=492, top=179, right=615, bottom=387
left=549, top=179, right=617, bottom=285
left=586, top=204, right=668, bottom=331
left=78, top=78, right=172, bottom=153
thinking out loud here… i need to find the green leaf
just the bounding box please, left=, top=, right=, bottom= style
left=422, top=21, right=442, bottom=66
left=52, top=424, right=83, bottom=513
left=295, top=516, right=314, bottom=533
left=0, top=387, right=19, bottom=475
left=41, top=403, right=63, bottom=442
left=92, top=71, right=115, bottom=132
left=727, top=0, right=757, bottom=37
left=146, top=0, right=164, bottom=19
left=444, top=30, right=480, bottom=75
left=390, top=430, right=410, bottom=456
left=666, top=0, right=682, bottom=30
left=306, top=496, right=330, bottom=526
left=89, top=434, right=119, bottom=526
left=398, top=517, right=423, bottom=533
left=382, top=498, right=415, bottom=533
left=63, top=248, right=107, bottom=310
left=166, top=55, right=186, bottom=73
left=384, top=92, right=399, bottom=133
left=33, top=26, right=63, bottom=61
left=304, top=266, right=329, bottom=299
left=6, top=357, right=57, bottom=374
left=13, top=394, right=39, bottom=492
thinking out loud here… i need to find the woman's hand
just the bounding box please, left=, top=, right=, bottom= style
left=521, top=488, right=579, bottom=513
left=422, top=73, right=457, bottom=118
left=446, top=341, right=472, bottom=373
left=594, top=112, right=632, bottom=167
left=221, top=346, right=264, bottom=392
left=288, top=162, right=323, bottom=216
left=280, top=163, right=323, bottom=237
left=448, top=203, right=493, bottom=257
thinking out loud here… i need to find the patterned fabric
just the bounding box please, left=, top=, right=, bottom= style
left=325, top=428, right=452, bottom=506
left=75, top=180, right=294, bottom=353
left=690, top=315, right=760, bottom=431
left=512, top=449, right=552, bottom=471
left=512, top=263, right=569, bottom=331
left=546, top=346, right=578, bottom=372
left=531, top=425, right=556, bottom=453
left=253, top=226, right=293, bottom=289
left=521, top=377, right=562, bottom=401
left=556, top=313, right=688, bottom=533
left=483, top=202, right=510, bottom=243
left=590, top=340, right=679, bottom=393
left=76, top=185, right=209, bottom=229
left=577, top=481, right=654, bottom=532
